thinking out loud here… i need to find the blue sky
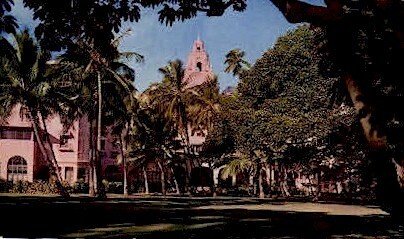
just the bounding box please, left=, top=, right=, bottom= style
left=10, top=0, right=323, bottom=91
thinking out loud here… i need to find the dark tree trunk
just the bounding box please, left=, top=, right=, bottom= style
left=119, top=135, right=128, bottom=196
left=280, top=166, right=290, bottom=197
left=28, top=110, right=69, bottom=198
left=96, top=72, right=105, bottom=199
left=171, top=167, right=180, bottom=195
left=88, top=119, right=95, bottom=197
left=258, top=167, right=265, bottom=199
left=143, top=166, right=149, bottom=194
left=156, top=159, right=166, bottom=196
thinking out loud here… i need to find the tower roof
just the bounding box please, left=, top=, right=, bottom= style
left=183, top=38, right=213, bottom=88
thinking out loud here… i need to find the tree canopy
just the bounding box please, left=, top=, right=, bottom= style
left=207, top=26, right=360, bottom=176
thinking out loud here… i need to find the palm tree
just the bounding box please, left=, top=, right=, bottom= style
left=0, top=30, right=72, bottom=197
left=54, top=33, right=139, bottom=197
left=188, top=75, right=221, bottom=131
left=111, top=91, right=141, bottom=196
left=122, top=104, right=181, bottom=195
left=0, top=0, right=17, bottom=34
left=221, top=150, right=267, bottom=198
left=148, top=59, right=195, bottom=184
left=224, top=49, right=251, bottom=77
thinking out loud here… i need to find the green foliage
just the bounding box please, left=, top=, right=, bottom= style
left=23, top=0, right=246, bottom=51
left=206, top=26, right=368, bottom=197
left=224, top=49, right=251, bottom=77
left=102, top=180, right=123, bottom=194
left=147, top=59, right=194, bottom=148
left=0, top=0, right=17, bottom=34
left=72, top=179, right=89, bottom=194
left=0, top=179, right=93, bottom=195
left=0, top=179, right=13, bottom=193
left=233, top=26, right=350, bottom=154
left=0, top=30, right=77, bottom=123
left=188, top=76, right=221, bottom=132
left=8, top=180, right=61, bottom=195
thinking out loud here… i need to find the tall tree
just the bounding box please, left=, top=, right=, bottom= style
left=265, top=0, right=404, bottom=215
left=148, top=59, right=195, bottom=183
left=0, top=30, right=73, bottom=197
left=188, top=76, right=221, bottom=132
left=54, top=36, right=137, bottom=197
left=210, top=26, right=360, bottom=198
left=146, top=60, right=211, bottom=190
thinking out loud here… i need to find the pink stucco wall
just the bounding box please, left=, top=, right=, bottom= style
left=0, top=105, right=93, bottom=183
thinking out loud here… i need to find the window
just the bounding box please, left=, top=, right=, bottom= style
left=1, top=129, right=32, bottom=140
left=59, top=134, right=74, bottom=151
left=196, top=62, right=202, bottom=72
left=60, top=134, right=69, bottom=146
left=78, top=168, right=89, bottom=183
left=65, top=167, right=74, bottom=183
left=7, top=156, right=28, bottom=182
left=197, top=46, right=201, bottom=50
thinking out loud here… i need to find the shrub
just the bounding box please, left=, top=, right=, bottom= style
left=72, top=179, right=89, bottom=194
left=10, top=180, right=60, bottom=194
left=103, top=180, right=123, bottom=194
left=0, top=179, right=13, bottom=193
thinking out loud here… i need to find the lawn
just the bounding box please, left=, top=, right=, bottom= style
left=0, top=195, right=402, bottom=238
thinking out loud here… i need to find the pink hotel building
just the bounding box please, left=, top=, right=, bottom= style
left=0, top=39, right=213, bottom=185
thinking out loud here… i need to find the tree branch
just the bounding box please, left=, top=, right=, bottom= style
left=268, top=0, right=343, bottom=25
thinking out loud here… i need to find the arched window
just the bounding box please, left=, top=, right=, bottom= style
left=196, top=62, right=202, bottom=72
left=7, top=156, right=28, bottom=182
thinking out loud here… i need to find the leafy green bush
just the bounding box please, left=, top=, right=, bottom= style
left=103, top=180, right=123, bottom=194
left=0, top=179, right=13, bottom=193
left=10, top=180, right=60, bottom=194
left=72, top=179, right=89, bottom=194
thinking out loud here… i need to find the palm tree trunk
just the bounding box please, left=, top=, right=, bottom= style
left=156, top=159, right=166, bottom=196
left=180, top=106, right=193, bottom=193
left=171, top=167, right=180, bottom=195
left=28, top=110, right=69, bottom=198
left=264, top=163, right=271, bottom=197
left=96, top=71, right=105, bottom=198
left=252, top=167, right=257, bottom=196
left=280, top=166, right=290, bottom=197
left=269, top=162, right=273, bottom=196
left=119, top=135, right=128, bottom=196
left=180, top=133, right=193, bottom=179
left=315, top=172, right=321, bottom=200
left=88, top=119, right=95, bottom=197
left=143, top=166, right=149, bottom=194
left=258, top=167, right=264, bottom=199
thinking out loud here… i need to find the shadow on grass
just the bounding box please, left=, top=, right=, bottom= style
left=0, top=196, right=402, bottom=238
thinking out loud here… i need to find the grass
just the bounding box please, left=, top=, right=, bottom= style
left=0, top=195, right=402, bottom=238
